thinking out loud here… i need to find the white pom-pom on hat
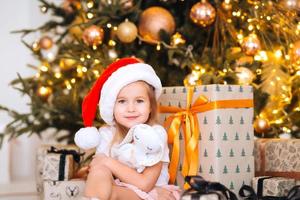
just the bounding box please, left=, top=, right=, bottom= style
left=74, top=127, right=101, bottom=150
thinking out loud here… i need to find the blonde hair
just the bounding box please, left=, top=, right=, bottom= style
left=110, top=81, right=158, bottom=147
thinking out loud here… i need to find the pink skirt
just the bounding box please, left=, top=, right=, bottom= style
left=114, top=179, right=181, bottom=200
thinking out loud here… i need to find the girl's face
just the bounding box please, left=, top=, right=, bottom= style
left=113, top=81, right=151, bottom=129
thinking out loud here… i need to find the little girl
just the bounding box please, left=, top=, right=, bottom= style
left=75, top=58, right=181, bottom=200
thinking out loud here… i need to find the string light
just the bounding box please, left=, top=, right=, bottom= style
left=87, top=12, right=94, bottom=19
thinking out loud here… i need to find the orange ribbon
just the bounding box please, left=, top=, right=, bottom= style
left=159, top=87, right=254, bottom=186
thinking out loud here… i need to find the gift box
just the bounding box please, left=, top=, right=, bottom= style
left=158, top=85, right=254, bottom=195
left=43, top=153, right=75, bottom=181
left=254, top=139, right=300, bottom=179
left=43, top=179, right=85, bottom=200
left=36, top=145, right=81, bottom=195
left=252, top=176, right=297, bottom=197
left=180, top=176, right=238, bottom=200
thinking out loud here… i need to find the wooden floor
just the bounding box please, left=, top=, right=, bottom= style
left=0, top=181, right=38, bottom=200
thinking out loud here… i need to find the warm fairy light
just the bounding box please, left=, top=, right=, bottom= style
left=256, top=25, right=260, bottom=30
left=266, top=16, right=271, bottom=21
left=36, top=73, right=41, bottom=78
left=237, top=33, right=243, bottom=41
left=256, top=69, right=262, bottom=75
left=92, top=45, right=97, bottom=50
left=225, top=0, right=230, bottom=3
left=270, top=81, right=275, bottom=86
left=55, top=72, right=62, bottom=79
left=275, top=49, right=282, bottom=58
left=171, top=32, right=186, bottom=46
left=94, top=59, right=100, bottom=64
left=40, top=6, right=47, bottom=13
left=284, top=97, right=291, bottom=102
left=285, top=55, right=290, bottom=60
left=87, top=1, right=94, bottom=8
left=227, top=19, right=232, bottom=23
left=248, top=25, right=254, bottom=31
left=71, top=78, right=76, bottom=84
left=107, top=23, right=112, bottom=28
left=65, top=80, right=72, bottom=90
left=156, top=43, right=161, bottom=51
left=296, top=70, right=300, bottom=75
left=93, top=70, right=100, bottom=77
left=223, top=68, right=228, bottom=73
left=272, top=109, right=279, bottom=114
left=32, top=41, right=39, bottom=51
left=254, top=51, right=268, bottom=61
left=282, top=127, right=291, bottom=133
left=86, top=54, right=91, bottom=59
left=236, top=11, right=241, bottom=17
left=276, top=77, right=281, bottom=81
left=38, top=86, right=52, bottom=97
left=82, top=67, right=88, bottom=72
left=87, top=12, right=94, bottom=19
left=40, top=63, right=49, bottom=72
left=275, top=119, right=283, bottom=124
left=80, top=57, right=85, bottom=62
left=108, top=40, right=116, bottom=46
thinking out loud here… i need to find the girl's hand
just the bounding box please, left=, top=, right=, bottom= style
left=155, top=187, right=176, bottom=200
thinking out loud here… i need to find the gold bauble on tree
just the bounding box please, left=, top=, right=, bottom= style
left=138, top=6, right=175, bottom=43
left=117, top=20, right=138, bottom=43
left=253, top=117, right=270, bottom=133
left=235, top=66, right=255, bottom=85
left=82, top=25, right=104, bottom=46
left=241, top=34, right=261, bottom=56
left=39, top=36, right=53, bottom=50
left=190, top=1, right=216, bottom=27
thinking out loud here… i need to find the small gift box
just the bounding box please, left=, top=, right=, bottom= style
left=158, top=85, right=254, bottom=194
left=36, top=145, right=81, bottom=195
left=43, top=152, right=75, bottom=181
left=180, top=176, right=238, bottom=200
left=254, top=139, right=300, bottom=179
left=239, top=180, right=300, bottom=199
left=43, top=179, right=85, bottom=200
left=252, top=176, right=297, bottom=197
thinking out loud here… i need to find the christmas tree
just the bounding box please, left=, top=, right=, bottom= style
left=1, top=0, right=300, bottom=145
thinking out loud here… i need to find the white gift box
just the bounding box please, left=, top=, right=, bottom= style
left=43, top=179, right=85, bottom=200
left=158, top=85, right=254, bottom=195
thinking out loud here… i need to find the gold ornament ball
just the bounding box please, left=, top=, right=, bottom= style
left=117, top=20, right=138, bottom=43
left=254, top=117, right=270, bottom=133
left=290, top=40, right=300, bottom=63
left=190, top=2, right=216, bottom=27
left=82, top=25, right=104, bottom=46
left=235, top=67, right=255, bottom=85
left=138, top=6, right=175, bottom=43
left=59, top=58, right=77, bottom=71
left=37, top=86, right=52, bottom=100
left=39, top=36, right=53, bottom=50
left=241, top=34, right=261, bottom=56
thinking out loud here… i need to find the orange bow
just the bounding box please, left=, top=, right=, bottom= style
left=159, top=87, right=253, bottom=187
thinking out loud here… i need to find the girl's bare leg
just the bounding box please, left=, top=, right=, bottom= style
left=84, top=165, right=113, bottom=200
left=110, top=185, right=142, bottom=200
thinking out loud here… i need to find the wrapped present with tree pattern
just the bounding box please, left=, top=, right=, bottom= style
left=158, top=84, right=254, bottom=195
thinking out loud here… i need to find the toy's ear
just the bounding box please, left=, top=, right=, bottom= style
left=152, top=125, right=167, bottom=143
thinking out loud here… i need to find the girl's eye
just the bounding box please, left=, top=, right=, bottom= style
left=118, top=99, right=126, bottom=104
left=137, top=99, right=144, bottom=103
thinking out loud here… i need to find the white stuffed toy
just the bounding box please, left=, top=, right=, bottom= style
left=111, top=124, right=165, bottom=173
left=74, top=124, right=165, bottom=173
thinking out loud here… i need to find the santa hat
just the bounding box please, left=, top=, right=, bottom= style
left=82, top=57, right=162, bottom=126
